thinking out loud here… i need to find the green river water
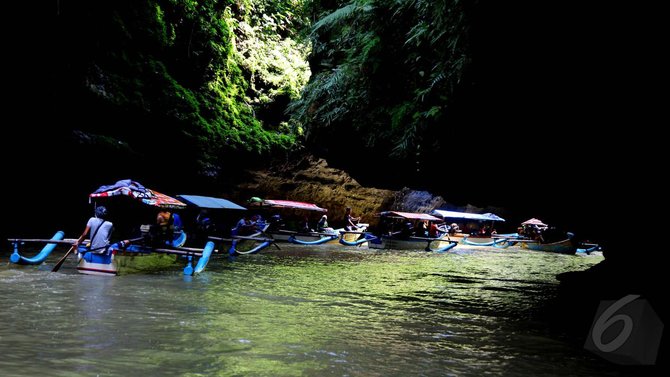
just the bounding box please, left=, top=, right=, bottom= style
left=1, top=245, right=631, bottom=376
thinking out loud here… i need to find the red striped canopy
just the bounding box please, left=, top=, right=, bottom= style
left=90, top=179, right=187, bottom=209
left=248, top=199, right=327, bottom=212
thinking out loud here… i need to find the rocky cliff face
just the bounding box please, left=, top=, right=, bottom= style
left=230, top=156, right=395, bottom=227
left=226, top=154, right=516, bottom=231
left=229, top=155, right=454, bottom=227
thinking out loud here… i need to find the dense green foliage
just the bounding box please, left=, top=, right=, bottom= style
left=234, top=0, right=311, bottom=123
left=53, top=0, right=310, bottom=175
left=44, top=0, right=470, bottom=180
left=289, top=0, right=469, bottom=171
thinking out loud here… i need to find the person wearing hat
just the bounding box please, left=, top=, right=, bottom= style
left=317, top=214, right=333, bottom=232
left=73, top=206, right=115, bottom=253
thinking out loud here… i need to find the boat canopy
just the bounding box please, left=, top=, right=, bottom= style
left=177, top=195, right=246, bottom=210
left=430, top=209, right=505, bottom=222
left=521, top=218, right=547, bottom=226
left=247, top=198, right=327, bottom=212
left=89, top=179, right=187, bottom=209
left=431, top=209, right=505, bottom=221
left=379, top=211, right=441, bottom=221
left=483, top=213, right=505, bottom=222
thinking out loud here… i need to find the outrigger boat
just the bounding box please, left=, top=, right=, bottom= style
left=507, top=218, right=576, bottom=254
left=175, top=194, right=277, bottom=256
left=9, top=230, right=215, bottom=276
left=179, top=207, right=280, bottom=256
left=364, top=211, right=458, bottom=252
left=429, top=209, right=509, bottom=247
left=246, top=198, right=369, bottom=247
left=491, top=218, right=601, bottom=254
left=518, top=238, right=577, bottom=254
left=9, top=179, right=215, bottom=276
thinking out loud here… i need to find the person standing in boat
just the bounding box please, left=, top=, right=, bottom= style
left=73, top=206, right=114, bottom=254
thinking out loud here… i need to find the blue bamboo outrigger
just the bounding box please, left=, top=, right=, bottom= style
left=9, top=231, right=69, bottom=265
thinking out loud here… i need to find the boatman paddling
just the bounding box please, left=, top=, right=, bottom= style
left=73, top=206, right=114, bottom=253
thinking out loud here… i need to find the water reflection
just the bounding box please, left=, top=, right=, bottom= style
left=1, top=246, right=629, bottom=376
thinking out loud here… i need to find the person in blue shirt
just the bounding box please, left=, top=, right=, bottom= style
left=232, top=215, right=257, bottom=236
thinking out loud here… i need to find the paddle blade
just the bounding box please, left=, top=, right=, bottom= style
left=52, top=245, right=75, bottom=272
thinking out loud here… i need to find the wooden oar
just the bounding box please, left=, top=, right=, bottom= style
left=52, top=245, right=76, bottom=272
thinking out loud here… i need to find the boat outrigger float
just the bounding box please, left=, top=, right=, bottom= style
left=9, top=231, right=69, bottom=265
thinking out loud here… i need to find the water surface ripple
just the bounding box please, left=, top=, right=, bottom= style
left=1, top=245, right=625, bottom=376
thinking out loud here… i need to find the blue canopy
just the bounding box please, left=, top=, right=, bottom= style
left=177, top=195, right=246, bottom=210
left=430, top=209, right=505, bottom=222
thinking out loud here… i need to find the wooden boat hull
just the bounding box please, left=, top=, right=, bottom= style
left=76, top=251, right=118, bottom=276
left=367, top=235, right=455, bottom=251
left=520, top=238, right=576, bottom=254
left=75, top=237, right=214, bottom=276
left=115, top=252, right=180, bottom=274
left=339, top=229, right=367, bottom=246
left=457, top=234, right=495, bottom=246
left=456, top=234, right=523, bottom=248
left=76, top=248, right=181, bottom=276
left=75, top=231, right=188, bottom=276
